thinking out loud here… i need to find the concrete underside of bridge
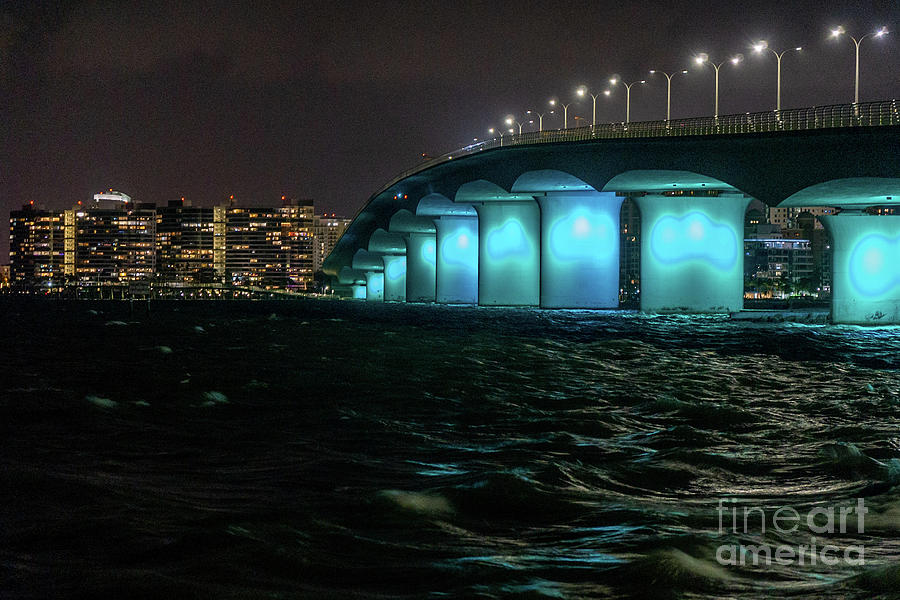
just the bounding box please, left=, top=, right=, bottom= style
left=324, top=126, right=900, bottom=323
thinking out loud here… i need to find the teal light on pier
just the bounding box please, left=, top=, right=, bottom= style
left=364, top=272, right=384, bottom=301
left=539, top=192, right=623, bottom=308
left=821, top=214, right=900, bottom=324
left=435, top=216, right=478, bottom=304
left=405, top=233, right=437, bottom=302
left=649, top=211, right=738, bottom=269
left=382, top=255, right=407, bottom=302
left=635, top=193, right=750, bottom=313
left=477, top=201, right=540, bottom=306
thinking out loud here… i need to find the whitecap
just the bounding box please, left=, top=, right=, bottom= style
left=86, top=395, right=118, bottom=409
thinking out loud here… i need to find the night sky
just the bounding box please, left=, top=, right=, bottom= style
left=2, top=0, right=899, bottom=258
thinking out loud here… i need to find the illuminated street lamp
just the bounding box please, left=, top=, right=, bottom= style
left=648, top=69, right=688, bottom=121
left=576, top=86, right=603, bottom=127
left=752, top=41, right=802, bottom=111
left=608, top=77, right=646, bottom=124
left=694, top=53, right=743, bottom=117
left=488, top=126, right=514, bottom=146
left=830, top=26, right=889, bottom=104
left=506, top=115, right=534, bottom=135
left=526, top=109, right=553, bottom=132
left=549, top=99, right=572, bottom=129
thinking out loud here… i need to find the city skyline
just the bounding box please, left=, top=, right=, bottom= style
left=3, top=0, right=899, bottom=259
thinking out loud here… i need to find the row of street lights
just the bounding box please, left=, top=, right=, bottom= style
left=488, top=26, right=889, bottom=136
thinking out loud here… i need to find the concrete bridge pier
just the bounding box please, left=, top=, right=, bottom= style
left=434, top=215, right=479, bottom=304
left=352, top=249, right=386, bottom=302
left=820, top=212, right=900, bottom=324
left=404, top=232, right=437, bottom=302
left=634, top=192, right=750, bottom=313
left=382, top=255, right=407, bottom=302
left=475, top=201, right=540, bottom=306
left=536, top=191, right=623, bottom=308
left=364, top=272, right=384, bottom=301
left=389, top=209, right=437, bottom=303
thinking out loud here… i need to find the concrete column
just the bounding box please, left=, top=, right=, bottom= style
left=351, top=284, right=366, bottom=299
left=820, top=213, right=900, bottom=324
left=476, top=201, right=540, bottom=306
left=537, top=191, right=623, bottom=308
left=364, top=271, right=384, bottom=302
left=405, top=232, right=436, bottom=302
left=382, top=255, right=407, bottom=302
left=435, top=216, right=478, bottom=304
left=634, top=192, right=750, bottom=313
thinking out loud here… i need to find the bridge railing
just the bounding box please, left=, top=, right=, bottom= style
left=378, top=100, right=898, bottom=196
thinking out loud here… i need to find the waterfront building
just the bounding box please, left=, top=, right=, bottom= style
left=0, top=264, right=9, bottom=289
left=73, top=192, right=156, bottom=290
left=8, top=202, right=66, bottom=290
left=156, top=198, right=227, bottom=286
left=313, top=213, right=351, bottom=273
left=226, top=198, right=315, bottom=290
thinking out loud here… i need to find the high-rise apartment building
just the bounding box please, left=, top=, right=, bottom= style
left=226, top=198, right=315, bottom=290
left=74, top=192, right=156, bottom=288
left=313, top=213, right=351, bottom=272
left=9, top=202, right=66, bottom=289
left=156, top=198, right=226, bottom=286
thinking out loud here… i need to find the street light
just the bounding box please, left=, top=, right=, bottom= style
left=694, top=53, right=743, bottom=118
left=549, top=98, right=572, bottom=129
left=608, top=77, right=646, bottom=123
left=830, top=26, right=889, bottom=104
left=752, top=41, right=801, bottom=111
left=648, top=69, right=688, bottom=121
left=526, top=109, right=553, bottom=132
left=576, top=86, right=603, bottom=127
left=489, top=126, right=514, bottom=146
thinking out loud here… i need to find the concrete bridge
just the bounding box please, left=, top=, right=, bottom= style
left=323, top=101, right=900, bottom=324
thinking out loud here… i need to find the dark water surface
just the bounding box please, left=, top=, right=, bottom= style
left=2, top=298, right=900, bottom=599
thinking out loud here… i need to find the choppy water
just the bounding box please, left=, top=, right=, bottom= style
left=2, top=298, right=900, bottom=599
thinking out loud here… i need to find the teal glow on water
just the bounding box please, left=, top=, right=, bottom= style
left=2, top=298, right=899, bottom=599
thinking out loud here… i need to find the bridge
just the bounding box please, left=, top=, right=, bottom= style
left=322, top=100, right=900, bottom=324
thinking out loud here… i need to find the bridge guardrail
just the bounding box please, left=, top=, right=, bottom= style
left=376, top=100, right=899, bottom=197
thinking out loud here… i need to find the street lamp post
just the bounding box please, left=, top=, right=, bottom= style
left=830, top=26, right=889, bottom=104
left=549, top=99, right=572, bottom=128
left=608, top=77, right=646, bottom=124
left=648, top=69, right=688, bottom=121
left=506, top=116, right=524, bottom=135
left=694, top=54, right=742, bottom=118
left=526, top=109, right=552, bottom=132
left=576, top=87, right=602, bottom=127
left=752, top=41, right=802, bottom=111
left=488, top=127, right=505, bottom=146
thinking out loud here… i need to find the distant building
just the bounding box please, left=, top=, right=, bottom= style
left=226, top=198, right=315, bottom=290
left=156, top=198, right=226, bottom=286
left=313, top=213, right=351, bottom=273
left=0, top=264, right=9, bottom=289
left=73, top=192, right=156, bottom=289
left=9, top=202, right=66, bottom=289
left=619, top=197, right=640, bottom=303
left=744, top=238, right=814, bottom=297
left=767, top=205, right=836, bottom=229
left=8, top=192, right=326, bottom=294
